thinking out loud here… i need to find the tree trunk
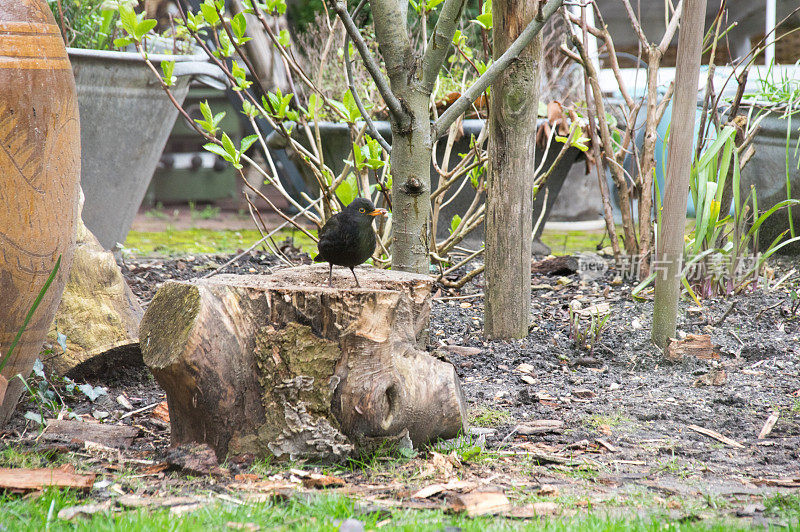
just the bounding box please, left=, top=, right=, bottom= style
left=652, top=0, right=707, bottom=348
left=390, top=92, right=434, bottom=275
left=140, top=265, right=467, bottom=462
left=484, top=0, right=542, bottom=339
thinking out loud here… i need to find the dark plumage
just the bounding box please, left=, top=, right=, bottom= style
left=314, top=198, right=387, bottom=286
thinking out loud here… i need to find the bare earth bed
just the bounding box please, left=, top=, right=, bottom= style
left=2, top=250, right=799, bottom=528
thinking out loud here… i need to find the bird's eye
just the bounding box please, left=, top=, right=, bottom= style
left=359, top=208, right=365, bottom=213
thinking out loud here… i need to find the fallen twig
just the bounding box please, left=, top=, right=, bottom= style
left=120, top=402, right=162, bottom=420
left=687, top=424, right=744, bottom=449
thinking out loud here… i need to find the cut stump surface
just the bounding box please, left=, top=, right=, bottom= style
left=140, top=264, right=467, bottom=462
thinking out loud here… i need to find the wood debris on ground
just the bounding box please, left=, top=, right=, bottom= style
left=687, top=424, right=745, bottom=448
left=447, top=491, right=511, bottom=517
left=41, top=419, right=139, bottom=448
left=666, top=334, right=719, bottom=362
left=0, top=464, right=96, bottom=493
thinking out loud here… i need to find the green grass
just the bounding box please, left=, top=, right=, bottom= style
left=123, top=228, right=317, bottom=257
left=122, top=226, right=605, bottom=259
left=539, top=229, right=607, bottom=255
left=765, top=493, right=800, bottom=518
left=583, top=411, right=631, bottom=431
left=470, top=407, right=514, bottom=427
left=0, top=488, right=783, bottom=531
left=0, top=446, right=65, bottom=469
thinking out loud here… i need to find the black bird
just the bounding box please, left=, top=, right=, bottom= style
left=314, top=198, right=387, bottom=287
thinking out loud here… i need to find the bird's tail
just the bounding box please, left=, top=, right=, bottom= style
left=313, top=254, right=323, bottom=262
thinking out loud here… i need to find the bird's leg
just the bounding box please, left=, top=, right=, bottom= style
left=349, top=267, right=361, bottom=287
left=327, top=263, right=333, bottom=287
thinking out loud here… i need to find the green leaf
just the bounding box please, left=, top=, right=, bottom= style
left=204, top=143, right=231, bottom=160
left=277, top=29, right=291, bottom=47
left=221, top=133, right=237, bottom=158
left=161, top=60, right=176, bottom=87
left=0, top=256, right=61, bottom=374
left=231, top=12, right=247, bottom=39
left=450, top=214, right=462, bottom=235
left=306, top=93, right=321, bottom=120
left=118, top=4, right=138, bottom=35
left=475, top=13, right=492, bottom=29
left=342, top=90, right=362, bottom=122
left=335, top=174, right=359, bottom=206
left=200, top=2, right=221, bottom=26
left=241, top=134, right=259, bottom=153
left=135, top=18, right=157, bottom=40
left=231, top=61, right=252, bottom=91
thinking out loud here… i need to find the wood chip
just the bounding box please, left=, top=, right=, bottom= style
left=520, top=375, right=536, bottom=385
left=692, top=369, right=727, bottom=387
left=751, top=477, right=800, bottom=488
left=507, top=501, right=559, bottom=518
left=170, top=503, right=205, bottom=515
left=301, top=473, right=345, bottom=489
left=234, top=473, right=261, bottom=482
left=41, top=419, right=139, bottom=448
left=758, top=412, right=779, bottom=439
left=515, top=420, right=563, bottom=435
left=443, top=346, right=482, bottom=356
left=516, top=363, right=535, bottom=374
left=687, top=424, right=744, bottom=448
left=596, top=438, right=618, bottom=452
left=537, top=484, right=559, bottom=496
left=117, top=495, right=199, bottom=508
left=0, top=465, right=96, bottom=493
left=666, top=334, right=719, bottom=362
left=151, top=401, right=170, bottom=423
left=411, top=480, right=475, bottom=499
left=448, top=491, right=510, bottom=517
left=572, top=389, right=596, bottom=399
left=57, top=500, right=113, bottom=520
left=116, top=395, right=133, bottom=410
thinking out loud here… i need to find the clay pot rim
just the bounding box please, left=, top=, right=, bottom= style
left=66, top=47, right=207, bottom=65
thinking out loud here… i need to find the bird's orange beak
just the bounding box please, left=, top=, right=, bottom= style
left=368, top=208, right=388, bottom=217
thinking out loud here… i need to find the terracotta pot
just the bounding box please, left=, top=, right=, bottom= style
left=0, top=2, right=81, bottom=425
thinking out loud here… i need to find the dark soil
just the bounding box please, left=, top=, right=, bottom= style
left=3, top=251, right=799, bottom=522
left=433, top=263, right=800, bottom=482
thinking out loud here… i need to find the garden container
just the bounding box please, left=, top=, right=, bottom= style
left=0, top=0, right=81, bottom=425
left=69, top=46, right=225, bottom=249
left=268, top=119, right=582, bottom=250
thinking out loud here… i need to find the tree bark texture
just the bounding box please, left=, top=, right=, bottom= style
left=140, top=265, right=467, bottom=462
left=484, top=0, right=542, bottom=339
left=652, top=0, right=707, bottom=348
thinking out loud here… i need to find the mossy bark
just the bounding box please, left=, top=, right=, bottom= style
left=140, top=265, right=467, bottom=461
left=484, top=0, right=542, bottom=339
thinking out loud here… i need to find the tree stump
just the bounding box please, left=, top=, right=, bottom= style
left=140, top=264, right=467, bottom=462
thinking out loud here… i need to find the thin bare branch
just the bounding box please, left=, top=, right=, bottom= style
left=333, top=0, right=409, bottom=128
left=658, top=0, right=684, bottom=53
left=420, top=0, right=467, bottom=91
left=344, top=34, right=392, bottom=153
left=620, top=0, right=649, bottom=48
left=433, top=0, right=565, bottom=139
